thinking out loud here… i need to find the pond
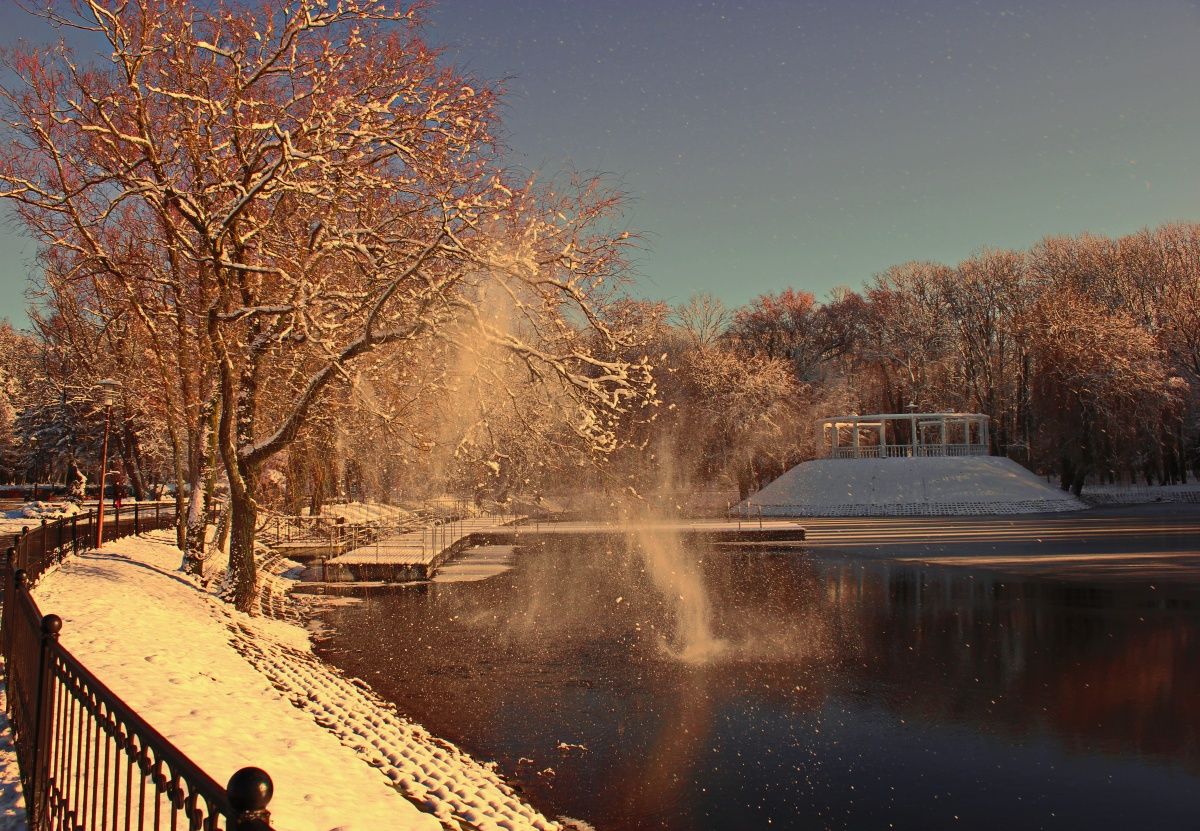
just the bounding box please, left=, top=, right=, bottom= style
left=305, top=537, right=1200, bottom=830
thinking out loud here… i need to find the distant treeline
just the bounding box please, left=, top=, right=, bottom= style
left=1, top=222, right=1197, bottom=505
left=601, top=222, right=1199, bottom=498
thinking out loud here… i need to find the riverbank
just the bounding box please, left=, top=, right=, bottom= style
left=26, top=530, right=560, bottom=831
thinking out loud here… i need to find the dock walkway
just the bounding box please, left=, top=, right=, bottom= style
left=325, top=515, right=522, bottom=581
left=321, top=517, right=807, bottom=582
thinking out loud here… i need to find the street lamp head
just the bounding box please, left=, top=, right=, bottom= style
left=97, top=378, right=120, bottom=407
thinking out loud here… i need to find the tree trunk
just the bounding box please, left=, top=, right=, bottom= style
left=1070, top=424, right=1091, bottom=497
left=173, top=475, right=188, bottom=549
left=1059, top=456, right=1073, bottom=492
left=119, top=418, right=147, bottom=500
left=183, top=475, right=208, bottom=576
left=201, top=408, right=221, bottom=534
left=228, top=475, right=259, bottom=613
left=181, top=408, right=215, bottom=577
left=159, top=411, right=189, bottom=550
left=214, top=502, right=232, bottom=554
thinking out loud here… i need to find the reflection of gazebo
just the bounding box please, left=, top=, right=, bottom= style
left=817, top=412, right=990, bottom=459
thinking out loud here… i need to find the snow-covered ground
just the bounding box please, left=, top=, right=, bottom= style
left=29, top=532, right=561, bottom=831
left=0, top=686, right=26, bottom=831
left=745, top=456, right=1087, bottom=516
left=0, top=501, right=83, bottom=537
left=1079, top=483, right=1200, bottom=505
left=303, top=501, right=414, bottom=524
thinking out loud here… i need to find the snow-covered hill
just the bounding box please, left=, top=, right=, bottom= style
left=743, top=456, right=1086, bottom=516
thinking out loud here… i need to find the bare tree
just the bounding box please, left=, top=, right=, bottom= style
left=675, top=292, right=730, bottom=349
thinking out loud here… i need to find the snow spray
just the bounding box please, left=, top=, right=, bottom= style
left=633, top=524, right=728, bottom=664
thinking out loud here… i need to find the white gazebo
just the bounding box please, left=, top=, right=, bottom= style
left=817, top=412, right=990, bottom=459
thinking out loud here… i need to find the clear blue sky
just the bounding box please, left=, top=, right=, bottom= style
left=2, top=0, right=1198, bottom=327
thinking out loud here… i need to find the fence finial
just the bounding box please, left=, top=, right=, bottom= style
left=228, top=766, right=273, bottom=830
left=41, top=614, right=62, bottom=637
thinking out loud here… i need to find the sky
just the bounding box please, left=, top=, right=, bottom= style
left=1, top=0, right=1198, bottom=326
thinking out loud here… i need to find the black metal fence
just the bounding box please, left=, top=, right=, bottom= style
left=2, top=505, right=277, bottom=831
left=9, top=503, right=176, bottom=582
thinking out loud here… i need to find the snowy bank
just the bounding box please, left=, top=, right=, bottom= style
left=744, top=456, right=1087, bottom=516
left=1078, top=483, right=1200, bottom=506
left=31, top=532, right=559, bottom=831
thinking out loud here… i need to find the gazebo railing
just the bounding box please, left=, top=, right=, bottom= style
left=818, top=412, right=991, bottom=460
left=830, top=443, right=989, bottom=459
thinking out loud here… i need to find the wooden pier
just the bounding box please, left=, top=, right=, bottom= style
left=273, top=540, right=348, bottom=561
left=313, top=518, right=807, bottom=582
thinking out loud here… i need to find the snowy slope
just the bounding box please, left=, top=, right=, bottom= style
left=744, top=456, right=1086, bottom=516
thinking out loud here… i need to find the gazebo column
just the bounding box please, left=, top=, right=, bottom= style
left=852, top=418, right=860, bottom=458
left=939, top=416, right=947, bottom=456
left=909, top=415, right=917, bottom=457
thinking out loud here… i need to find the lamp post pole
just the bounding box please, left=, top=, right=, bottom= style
left=95, top=379, right=119, bottom=548
left=905, top=401, right=920, bottom=457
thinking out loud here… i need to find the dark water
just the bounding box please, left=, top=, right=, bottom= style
left=307, top=541, right=1200, bottom=830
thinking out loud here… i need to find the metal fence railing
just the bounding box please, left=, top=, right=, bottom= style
left=10, top=503, right=177, bottom=583
left=829, top=443, right=990, bottom=459
left=2, top=506, right=277, bottom=831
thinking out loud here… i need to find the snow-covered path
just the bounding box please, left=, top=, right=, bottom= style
left=30, top=532, right=559, bottom=831
left=0, top=686, right=26, bottom=831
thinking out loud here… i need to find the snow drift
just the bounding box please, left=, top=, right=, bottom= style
left=744, top=456, right=1087, bottom=516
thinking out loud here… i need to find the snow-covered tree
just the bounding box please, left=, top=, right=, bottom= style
left=1027, top=283, right=1171, bottom=493
left=1, top=0, right=652, bottom=611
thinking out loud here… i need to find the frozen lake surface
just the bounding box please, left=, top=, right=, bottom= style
left=307, top=536, right=1200, bottom=830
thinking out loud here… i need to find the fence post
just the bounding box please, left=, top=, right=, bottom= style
left=227, top=767, right=274, bottom=831
left=1, top=549, right=14, bottom=663
left=114, top=503, right=121, bottom=539
left=71, top=515, right=78, bottom=557
left=134, top=502, right=140, bottom=535
left=30, top=611, right=62, bottom=829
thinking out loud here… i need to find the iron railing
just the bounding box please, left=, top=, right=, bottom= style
left=829, top=443, right=989, bottom=459
left=2, top=505, right=276, bottom=831
left=10, top=503, right=176, bottom=584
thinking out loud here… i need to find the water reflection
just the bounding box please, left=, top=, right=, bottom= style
left=308, top=541, right=1200, bottom=830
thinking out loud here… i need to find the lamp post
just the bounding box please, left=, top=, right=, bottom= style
left=905, top=400, right=918, bottom=457
left=95, top=378, right=120, bottom=548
